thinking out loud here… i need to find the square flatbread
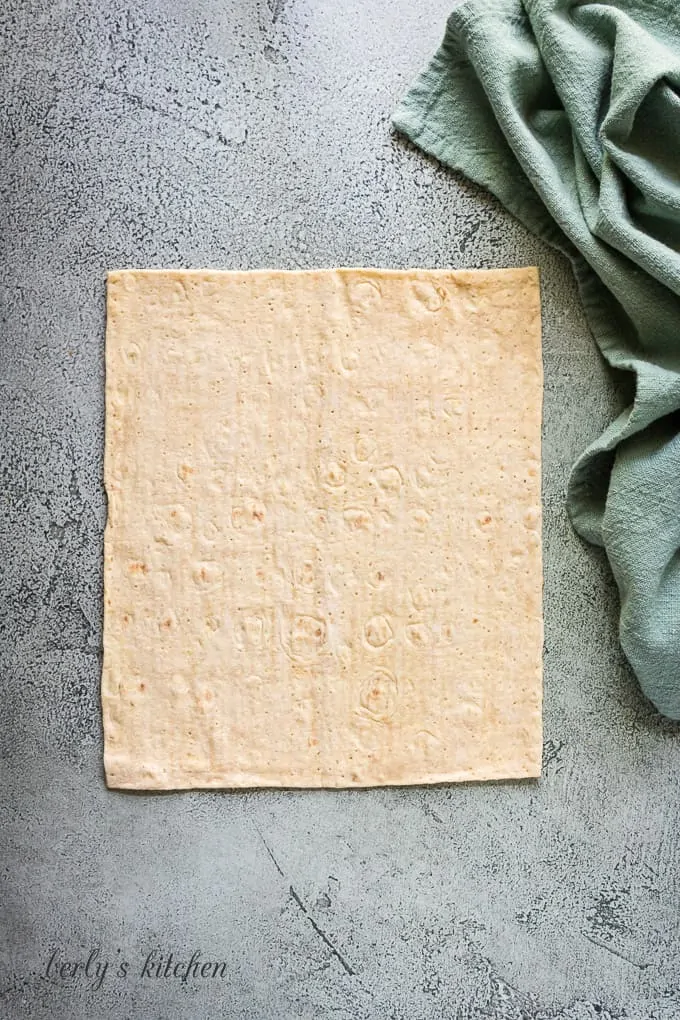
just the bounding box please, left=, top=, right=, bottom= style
left=103, top=267, right=542, bottom=789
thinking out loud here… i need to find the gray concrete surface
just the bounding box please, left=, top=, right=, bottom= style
left=1, top=1, right=679, bottom=1017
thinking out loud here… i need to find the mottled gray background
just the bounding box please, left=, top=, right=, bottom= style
left=1, top=1, right=679, bottom=1018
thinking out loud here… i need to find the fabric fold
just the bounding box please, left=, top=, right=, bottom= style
left=393, top=0, right=680, bottom=718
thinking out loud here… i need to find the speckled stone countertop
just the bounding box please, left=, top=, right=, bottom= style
left=2, top=1, right=679, bottom=1018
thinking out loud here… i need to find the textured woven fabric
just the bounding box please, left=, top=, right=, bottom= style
left=393, top=0, right=680, bottom=718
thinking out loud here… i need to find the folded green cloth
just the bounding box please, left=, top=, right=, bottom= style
left=393, top=0, right=680, bottom=718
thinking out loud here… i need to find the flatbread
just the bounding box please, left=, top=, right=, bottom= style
left=103, top=267, right=543, bottom=789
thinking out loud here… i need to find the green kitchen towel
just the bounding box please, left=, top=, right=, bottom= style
left=393, top=0, right=680, bottom=718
